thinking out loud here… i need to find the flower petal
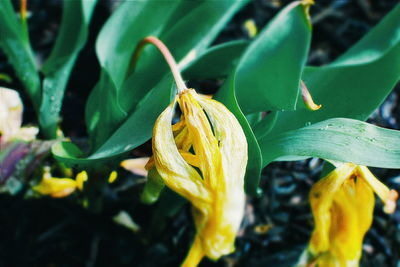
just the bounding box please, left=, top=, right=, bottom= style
left=309, top=163, right=356, bottom=254
left=357, top=165, right=398, bottom=214
left=34, top=169, right=78, bottom=198
left=178, top=90, right=223, bottom=190
left=153, top=97, right=210, bottom=203
left=190, top=91, right=247, bottom=258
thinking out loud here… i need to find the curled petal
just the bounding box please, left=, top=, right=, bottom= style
left=301, top=81, right=321, bottom=111
left=151, top=89, right=248, bottom=263
left=181, top=90, right=247, bottom=260
left=178, top=90, right=222, bottom=191
left=152, top=97, right=210, bottom=203
left=357, top=165, right=398, bottom=214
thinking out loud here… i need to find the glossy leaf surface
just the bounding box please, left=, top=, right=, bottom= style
left=262, top=118, right=400, bottom=168
left=0, top=0, right=40, bottom=110
left=235, top=1, right=312, bottom=114
left=39, top=0, right=97, bottom=138
left=265, top=4, right=400, bottom=137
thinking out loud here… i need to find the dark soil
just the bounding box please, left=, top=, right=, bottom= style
left=0, top=1, right=399, bottom=267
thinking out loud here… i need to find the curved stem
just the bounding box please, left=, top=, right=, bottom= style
left=20, top=0, right=29, bottom=43
left=130, top=36, right=187, bottom=93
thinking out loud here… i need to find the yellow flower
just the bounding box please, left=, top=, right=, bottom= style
left=146, top=88, right=248, bottom=266
left=307, top=163, right=398, bottom=266
left=33, top=167, right=88, bottom=198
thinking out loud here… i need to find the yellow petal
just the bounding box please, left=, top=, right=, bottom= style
left=182, top=236, right=205, bottom=267
left=34, top=169, right=78, bottom=198
left=178, top=90, right=222, bottom=191
left=180, top=90, right=247, bottom=260
left=309, top=163, right=356, bottom=254
left=152, top=89, right=248, bottom=264
left=108, top=171, right=118, bottom=183
left=152, top=96, right=210, bottom=203
left=357, top=165, right=398, bottom=214
left=75, top=171, right=88, bottom=191
left=328, top=178, right=373, bottom=265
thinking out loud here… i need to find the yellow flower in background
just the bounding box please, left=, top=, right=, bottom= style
left=306, top=163, right=398, bottom=267
left=33, top=167, right=88, bottom=198
left=34, top=168, right=118, bottom=198
left=0, top=87, right=38, bottom=145
left=146, top=88, right=248, bottom=266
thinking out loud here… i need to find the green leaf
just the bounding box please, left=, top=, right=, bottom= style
left=235, top=1, right=312, bottom=114
left=84, top=1, right=181, bottom=150
left=211, top=1, right=312, bottom=194
left=266, top=4, right=400, bottom=138
left=38, top=0, right=97, bottom=138
left=0, top=0, right=40, bottom=110
left=261, top=118, right=400, bottom=168
left=183, top=40, right=249, bottom=79
left=90, top=75, right=174, bottom=159
left=87, top=0, right=247, bottom=150
left=215, top=75, right=262, bottom=196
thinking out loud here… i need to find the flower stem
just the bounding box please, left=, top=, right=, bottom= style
left=130, top=36, right=187, bottom=93
left=20, top=0, right=29, bottom=43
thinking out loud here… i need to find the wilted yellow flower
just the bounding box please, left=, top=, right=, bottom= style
left=0, top=87, right=38, bottom=145
left=306, top=163, right=398, bottom=266
left=130, top=36, right=248, bottom=266
left=146, top=88, right=248, bottom=266
left=33, top=167, right=88, bottom=198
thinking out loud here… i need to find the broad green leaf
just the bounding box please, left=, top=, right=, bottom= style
left=261, top=118, right=400, bottom=168
left=85, top=1, right=182, bottom=150
left=38, top=0, right=97, bottom=138
left=211, top=1, right=312, bottom=194
left=235, top=1, right=312, bottom=114
left=85, top=71, right=127, bottom=151
left=52, top=75, right=174, bottom=168
left=265, top=4, right=400, bottom=139
left=0, top=0, right=40, bottom=110
left=183, top=40, right=249, bottom=79
left=87, top=0, right=248, bottom=150
left=215, top=75, right=262, bottom=196
left=90, top=75, right=174, bottom=159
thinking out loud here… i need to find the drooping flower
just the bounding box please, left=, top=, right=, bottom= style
left=130, top=36, right=248, bottom=266
left=304, top=163, right=398, bottom=266
left=146, top=88, right=248, bottom=266
left=0, top=87, right=38, bottom=146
